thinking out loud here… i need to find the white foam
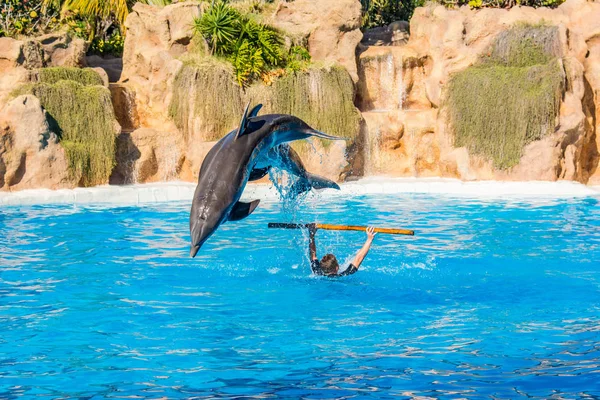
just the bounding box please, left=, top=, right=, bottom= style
left=0, top=178, right=598, bottom=206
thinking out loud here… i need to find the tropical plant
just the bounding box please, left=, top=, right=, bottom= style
left=89, top=30, right=124, bottom=56
left=42, top=0, right=130, bottom=26
left=285, top=45, right=311, bottom=72
left=193, top=1, right=285, bottom=86
left=360, top=0, right=424, bottom=29
left=194, top=2, right=241, bottom=55
left=0, top=0, right=61, bottom=38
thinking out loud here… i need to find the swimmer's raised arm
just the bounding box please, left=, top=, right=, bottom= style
left=350, top=227, right=377, bottom=269
left=308, top=223, right=317, bottom=261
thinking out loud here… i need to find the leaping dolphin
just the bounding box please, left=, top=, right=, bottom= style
left=189, top=102, right=343, bottom=257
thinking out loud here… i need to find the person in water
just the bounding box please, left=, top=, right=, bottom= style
left=308, top=224, right=377, bottom=277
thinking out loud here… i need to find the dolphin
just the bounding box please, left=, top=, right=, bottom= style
left=189, top=102, right=343, bottom=257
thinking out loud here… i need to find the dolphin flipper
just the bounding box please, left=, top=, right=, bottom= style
left=228, top=199, right=260, bottom=221
left=248, top=167, right=270, bottom=181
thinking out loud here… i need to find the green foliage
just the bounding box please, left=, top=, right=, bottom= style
left=89, top=30, right=124, bottom=56
left=17, top=69, right=117, bottom=186
left=193, top=1, right=286, bottom=86
left=446, top=24, right=564, bottom=169
left=0, top=0, right=61, bottom=38
left=437, top=0, right=564, bottom=8
left=194, top=2, right=241, bottom=56
left=49, top=0, right=130, bottom=26
left=38, top=67, right=105, bottom=85
left=361, top=0, right=424, bottom=29
left=285, top=45, right=311, bottom=72
left=468, top=0, right=483, bottom=8
left=169, top=59, right=360, bottom=143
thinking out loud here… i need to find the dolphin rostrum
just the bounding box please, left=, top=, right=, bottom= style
left=189, top=102, right=344, bottom=257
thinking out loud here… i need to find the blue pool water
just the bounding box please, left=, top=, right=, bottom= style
left=1, top=192, right=600, bottom=398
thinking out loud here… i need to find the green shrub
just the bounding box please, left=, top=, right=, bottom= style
left=193, top=1, right=287, bottom=86
left=436, top=0, right=564, bottom=8
left=0, top=0, right=61, bottom=38
left=194, top=2, right=241, bottom=56
left=285, top=46, right=311, bottom=72
left=17, top=71, right=117, bottom=186
left=89, top=30, right=124, bottom=57
left=446, top=24, right=564, bottom=169
left=360, top=0, right=424, bottom=29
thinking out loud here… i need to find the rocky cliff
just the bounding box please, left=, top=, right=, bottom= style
left=1, top=0, right=600, bottom=192
left=357, top=0, right=600, bottom=184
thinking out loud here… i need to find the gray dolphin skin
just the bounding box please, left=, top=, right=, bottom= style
left=189, top=103, right=344, bottom=257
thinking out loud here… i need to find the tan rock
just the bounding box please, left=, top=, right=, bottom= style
left=292, top=140, right=348, bottom=183
left=37, top=33, right=87, bottom=67
left=0, top=95, right=71, bottom=190
left=354, top=1, right=600, bottom=184
left=583, top=35, right=600, bottom=184
left=121, top=2, right=198, bottom=130
left=357, top=46, right=432, bottom=111
left=87, top=55, right=123, bottom=83
left=109, top=83, right=140, bottom=132
left=273, top=0, right=363, bottom=82
left=0, top=38, right=30, bottom=109
left=111, top=127, right=185, bottom=184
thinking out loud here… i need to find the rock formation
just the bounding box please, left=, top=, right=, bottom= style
left=0, top=95, right=71, bottom=190
left=2, top=0, right=600, bottom=191
left=356, top=0, right=600, bottom=183
left=0, top=33, right=87, bottom=109
left=272, top=0, right=363, bottom=82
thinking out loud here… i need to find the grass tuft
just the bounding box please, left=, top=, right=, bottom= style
left=169, top=57, right=244, bottom=141
left=37, top=67, right=105, bottom=86
left=248, top=65, right=361, bottom=142
left=446, top=24, right=564, bottom=169
left=169, top=58, right=361, bottom=143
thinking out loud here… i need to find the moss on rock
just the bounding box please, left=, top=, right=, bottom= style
left=169, top=58, right=360, bottom=143
left=37, top=67, right=105, bottom=86
left=446, top=24, right=564, bottom=169
left=19, top=77, right=117, bottom=186
left=248, top=65, right=361, bottom=142
left=169, top=57, right=244, bottom=141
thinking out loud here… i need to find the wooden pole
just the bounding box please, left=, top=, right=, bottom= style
left=267, top=223, right=414, bottom=236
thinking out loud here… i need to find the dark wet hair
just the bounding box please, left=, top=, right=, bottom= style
left=320, top=254, right=339, bottom=275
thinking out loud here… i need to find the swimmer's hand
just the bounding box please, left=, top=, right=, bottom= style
left=366, top=226, right=377, bottom=240
left=307, top=223, right=317, bottom=236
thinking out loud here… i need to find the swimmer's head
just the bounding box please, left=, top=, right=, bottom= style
left=320, top=254, right=339, bottom=275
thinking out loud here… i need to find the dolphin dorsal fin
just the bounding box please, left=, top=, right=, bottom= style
left=248, top=104, right=262, bottom=118
left=235, top=101, right=251, bottom=140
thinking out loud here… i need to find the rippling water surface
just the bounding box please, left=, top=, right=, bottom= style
left=1, top=193, right=600, bottom=398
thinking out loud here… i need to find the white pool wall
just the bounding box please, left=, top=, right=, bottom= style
left=1, top=177, right=599, bottom=206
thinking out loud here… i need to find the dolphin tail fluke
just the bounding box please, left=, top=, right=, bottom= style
left=307, top=173, right=340, bottom=191
left=289, top=173, right=340, bottom=197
